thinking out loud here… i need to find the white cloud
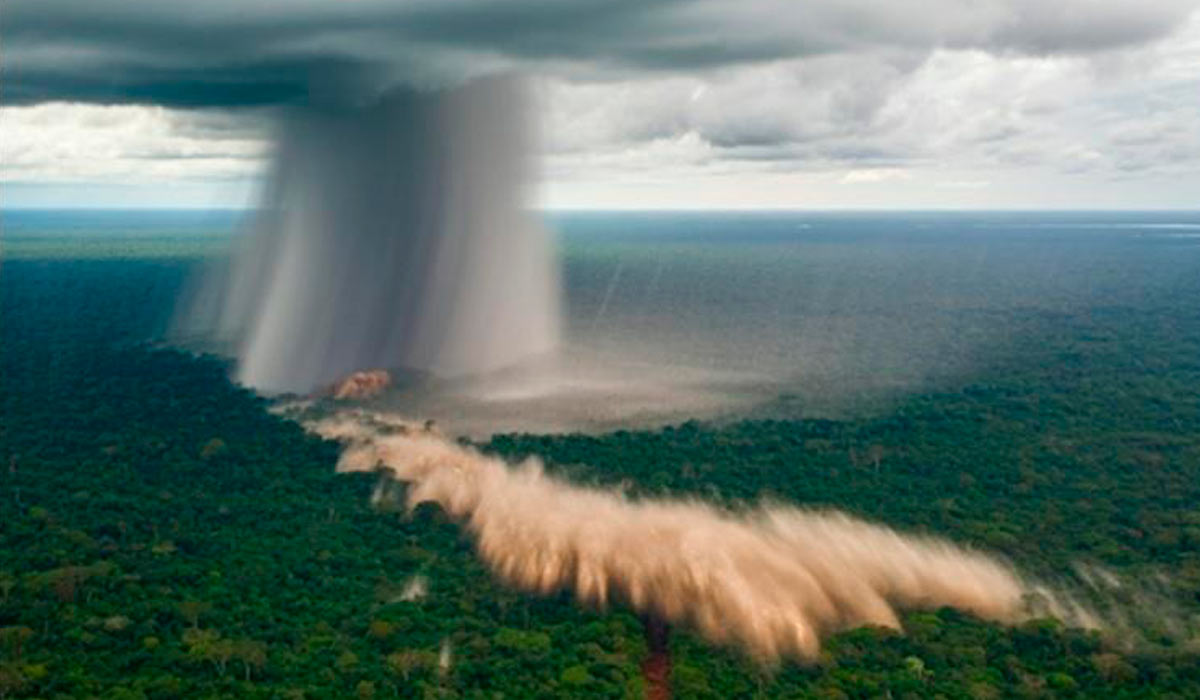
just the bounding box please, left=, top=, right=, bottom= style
left=840, top=169, right=913, bottom=184
left=0, top=103, right=268, bottom=184
left=3, top=9, right=1199, bottom=208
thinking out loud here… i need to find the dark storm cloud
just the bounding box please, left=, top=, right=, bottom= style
left=7, top=62, right=326, bottom=107
left=3, top=0, right=1195, bottom=106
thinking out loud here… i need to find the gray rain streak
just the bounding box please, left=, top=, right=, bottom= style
left=178, top=78, right=559, bottom=394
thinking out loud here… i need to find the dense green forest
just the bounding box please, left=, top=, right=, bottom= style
left=2, top=258, right=1200, bottom=698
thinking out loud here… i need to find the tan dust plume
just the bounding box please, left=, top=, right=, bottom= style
left=329, top=370, right=393, bottom=400
left=310, top=412, right=1079, bottom=662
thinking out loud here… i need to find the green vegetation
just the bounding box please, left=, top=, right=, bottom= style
left=0, top=211, right=235, bottom=261
left=3, top=258, right=1200, bottom=697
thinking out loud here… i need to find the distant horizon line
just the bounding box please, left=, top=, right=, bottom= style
left=3, top=206, right=1200, bottom=214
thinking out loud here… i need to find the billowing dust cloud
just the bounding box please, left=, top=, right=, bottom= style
left=330, top=370, right=393, bottom=401
left=176, top=76, right=558, bottom=394
left=309, top=411, right=1091, bottom=662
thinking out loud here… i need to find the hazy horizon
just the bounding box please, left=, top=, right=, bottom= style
left=6, top=206, right=1200, bottom=212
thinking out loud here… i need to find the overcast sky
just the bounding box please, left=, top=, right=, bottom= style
left=3, top=0, right=1199, bottom=209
